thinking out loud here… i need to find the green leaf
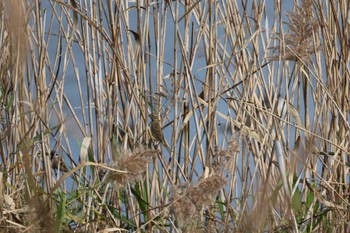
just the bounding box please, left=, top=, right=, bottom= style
left=271, top=179, right=283, bottom=206
left=292, top=188, right=303, bottom=219
left=5, top=93, right=14, bottom=111
left=132, top=183, right=148, bottom=215
left=108, top=205, right=137, bottom=230
left=305, top=189, right=315, bottom=210
left=55, top=191, right=67, bottom=233
left=216, top=200, right=226, bottom=217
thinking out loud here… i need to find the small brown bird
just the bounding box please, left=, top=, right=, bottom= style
left=50, top=151, right=69, bottom=172
left=150, top=113, right=170, bottom=151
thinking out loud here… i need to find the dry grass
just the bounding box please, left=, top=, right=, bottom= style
left=0, top=0, right=349, bottom=232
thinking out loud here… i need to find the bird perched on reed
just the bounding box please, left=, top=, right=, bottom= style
left=50, top=151, right=69, bottom=172
left=150, top=113, right=170, bottom=151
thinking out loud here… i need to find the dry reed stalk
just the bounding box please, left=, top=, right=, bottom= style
left=0, top=0, right=349, bottom=231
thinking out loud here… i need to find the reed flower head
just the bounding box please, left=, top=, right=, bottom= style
left=107, top=146, right=157, bottom=190
left=171, top=171, right=227, bottom=228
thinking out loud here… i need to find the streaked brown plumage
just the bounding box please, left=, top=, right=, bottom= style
left=50, top=151, right=69, bottom=172
left=150, top=114, right=170, bottom=151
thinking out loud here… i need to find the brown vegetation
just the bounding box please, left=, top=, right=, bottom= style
left=0, top=0, right=349, bottom=232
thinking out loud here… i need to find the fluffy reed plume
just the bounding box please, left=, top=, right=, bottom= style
left=239, top=179, right=274, bottom=232
left=170, top=184, right=197, bottom=227
left=171, top=169, right=227, bottom=228
left=189, top=173, right=227, bottom=208
left=218, top=132, right=240, bottom=161
left=107, top=146, right=157, bottom=190
left=170, top=133, right=238, bottom=229
left=270, top=0, right=319, bottom=62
